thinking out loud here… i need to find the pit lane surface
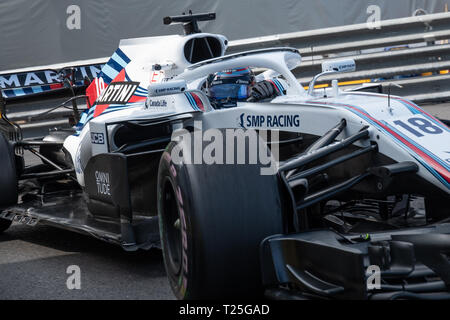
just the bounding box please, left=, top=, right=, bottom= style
left=0, top=152, right=174, bottom=299
left=0, top=102, right=448, bottom=300
left=0, top=224, right=174, bottom=300
left=0, top=223, right=174, bottom=299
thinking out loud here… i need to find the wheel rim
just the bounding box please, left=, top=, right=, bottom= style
left=162, top=177, right=183, bottom=277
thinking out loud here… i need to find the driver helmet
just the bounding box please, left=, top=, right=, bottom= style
left=206, top=67, right=255, bottom=108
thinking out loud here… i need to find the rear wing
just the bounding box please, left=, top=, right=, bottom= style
left=0, top=62, right=108, bottom=138
left=0, top=64, right=103, bottom=100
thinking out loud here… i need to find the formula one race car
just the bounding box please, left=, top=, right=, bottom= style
left=1, top=12, right=450, bottom=300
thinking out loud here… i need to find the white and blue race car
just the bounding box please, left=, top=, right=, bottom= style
left=0, top=12, right=450, bottom=300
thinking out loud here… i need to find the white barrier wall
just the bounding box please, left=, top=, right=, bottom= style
left=0, top=0, right=448, bottom=71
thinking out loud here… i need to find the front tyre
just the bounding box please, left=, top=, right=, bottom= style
left=157, top=136, right=284, bottom=299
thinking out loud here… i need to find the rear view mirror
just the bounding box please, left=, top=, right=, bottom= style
left=322, top=59, right=356, bottom=73
left=308, top=58, right=356, bottom=96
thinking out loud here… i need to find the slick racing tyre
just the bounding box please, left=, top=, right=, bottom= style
left=157, top=130, right=284, bottom=299
left=0, top=217, right=12, bottom=233
left=0, top=133, right=17, bottom=232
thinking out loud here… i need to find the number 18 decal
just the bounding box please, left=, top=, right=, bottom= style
left=393, top=117, right=443, bottom=137
left=390, top=115, right=450, bottom=167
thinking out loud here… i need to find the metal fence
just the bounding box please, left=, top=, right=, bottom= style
left=227, top=12, right=450, bottom=102
left=4, top=12, right=450, bottom=136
